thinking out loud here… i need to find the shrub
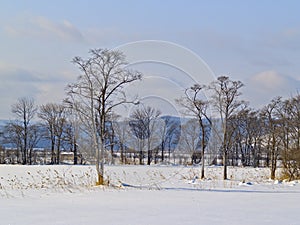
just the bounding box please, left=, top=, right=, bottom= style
left=281, top=148, right=300, bottom=181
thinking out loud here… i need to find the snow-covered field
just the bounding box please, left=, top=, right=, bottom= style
left=1, top=164, right=299, bottom=225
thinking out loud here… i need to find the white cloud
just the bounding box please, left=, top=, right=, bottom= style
left=4, top=15, right=84, bottom=42
left=3, top=14, right=147, bottom=46
left=243, top=70, right=300, bottom=109
left=250, top=71, right=286, bottom=90
left=33, top=16, right=84, bottom=41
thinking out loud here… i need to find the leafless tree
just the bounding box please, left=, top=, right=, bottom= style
left=11, top=97, right=37, bottom=164
left=65, top=48, right=142, bottom=185
left=208, top=76, right=244, bottom=179
left=129, top=105, right=161, bottom=165
left=158, top=116, right=181, bottom=163
left=4, top=120, right=41, bottom=165
left=277, top=94, right=300, bottom=180
left=260, top=97, right=283, bottom=179
left=206, top=118, right=223, bottom=165
left=39, top=103, right=68, bottom=164
left=225, top=106, right=257, bottom=167
left=178, top=119, right=201, bottom=165
left=2, top=122, right=23, bottom=163
left=64, top=109, right=82, bottom=165
left=243, top=110, right=264, bottom=167
left=129, top=117, right=146, bottom=165
left=176, top=84, right=211, bottom=179
left=105, top=113, right=121, bottom=165
left=112, top=118, right=132, bottom=164
left=27, top=123, right=42, bottom=165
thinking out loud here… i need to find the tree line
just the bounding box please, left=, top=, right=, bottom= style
left=0, top=48, right=299, bottom=183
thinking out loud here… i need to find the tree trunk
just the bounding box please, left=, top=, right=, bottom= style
left=147, top=149, right=151, bottom=165
left=270, top=150, right=277, bottom=180
left=201, top=153, right=205, bottom=179
left=23, top=115, right=28, bottom=165
left=270, top=167, right=276, bottom=180
left=51, top=137, right=55, bottom=164
left=161, top=144, right=165, bottom=162
left=147, top=138, right=151, bottom=165
left=270, top=135, right=277, bottom=180
left=57, top=140, right=61, bottom=164
left=201, top=124, right=206, bottom=179
left=93, top=125, right=103, bottom=185
left=139, top=150, right=143, bottom=165
left=28, top=148, right=32, bottom=165
left=96, top=136, right=105, bottom=185
left=120, top=143, right=124, bottom=164
left=22, top=146, right=26, bottom=165
left=139, top=138, right=143, bottom=165
left=73, top=138, right=78, bottom=165
left=97, top=173, right=104, bottom=186
left=223, top=149, right=228, bottom=180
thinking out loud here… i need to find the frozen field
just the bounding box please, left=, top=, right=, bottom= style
left=0, top=165, right=299, bottom=225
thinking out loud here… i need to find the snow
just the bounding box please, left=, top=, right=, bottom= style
left=1, top=165, right=300, bottom=225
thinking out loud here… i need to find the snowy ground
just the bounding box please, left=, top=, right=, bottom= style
left=1, top=164, right=300, bottom=225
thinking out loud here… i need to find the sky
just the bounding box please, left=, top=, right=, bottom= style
left=0, top=0, right=300, bottom=119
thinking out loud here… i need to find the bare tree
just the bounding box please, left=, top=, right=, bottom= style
left=2, top=122, right=23, bottom=163
left=112, top=118, right=132, bottom=164
left=260, top=97, right=283, bottom=179
left=39, top=103, right=67, bottom=164
left=129, top=106, right=161, bottom=165
left=229, top=108, right=263, bottom=167
left=105, top=113, right=121, bottom=165
left=176, top=84, right=211, bottom=179
left=209, top=76, right=244, bottom=180
left=64, top=109, right=81, bottom=165
left=66, top=48, right=142, bottom=185
left=158, top=116, right=181, bottom=163
left=277, top=94, right=300, bottom=180
left=27, top=123, right=42, bottom=165
left=244, top=110, right=264, bottom=167
left=11, top=97, right=37, bottom=164
left=129, top=116, right=147, bottom=165
left=179, top=119, right=201, bottom=165
left=39, top=103, right=57, bottom=164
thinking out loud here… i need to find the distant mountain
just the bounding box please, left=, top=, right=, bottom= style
left=0, top=120, right=9, bottom=127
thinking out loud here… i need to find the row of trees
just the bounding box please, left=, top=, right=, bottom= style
left=178, top=77, right=300, bottom=181
left=0, top=48, right=299, bottom=183
left=1, top=99, right=75, bottom=165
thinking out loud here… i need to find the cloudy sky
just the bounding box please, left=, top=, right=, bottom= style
left=0, top=0, right=300, bottom=119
